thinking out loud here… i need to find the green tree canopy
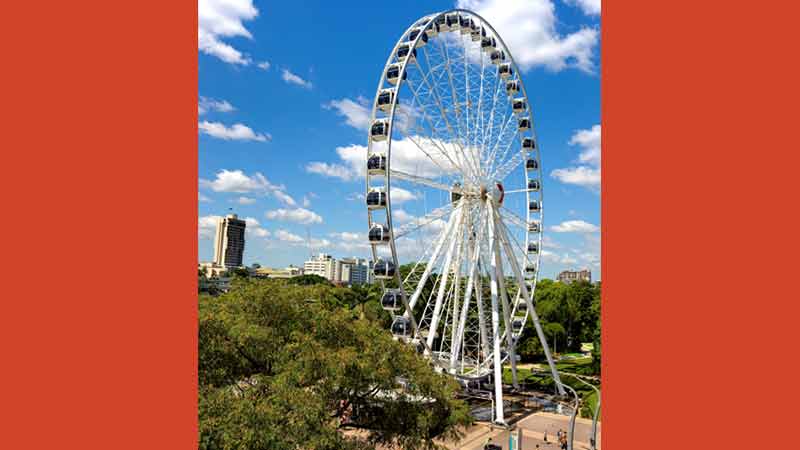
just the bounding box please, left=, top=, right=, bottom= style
left=199, top=280, right=471, bottom=449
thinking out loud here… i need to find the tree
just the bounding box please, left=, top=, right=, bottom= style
left=288, top=274, right=332, bottom=286
left=199, top=280, right=472, bottom=449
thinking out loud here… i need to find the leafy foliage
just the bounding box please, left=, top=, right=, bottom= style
left=199, top=279, right=472, bottom=449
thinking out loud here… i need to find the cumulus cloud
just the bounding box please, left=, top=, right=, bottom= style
left=199, top=193, right=213, bottom=203
left=456, top=0, right=598, bottom=72
left=234, top=196, right=256, bottom=205
left=244, top=217, right=270, bottom=238
left=550, top=220, right=599, bottom=233
left=281, top=69, right=312, bottom=89
left=200, top=169, right=280, bottom=193
left=198, top=215, right=222, bottom=239
left=565, top=0, right=601, bottom=16
left=551, top=124, right=601, bottom=190
left=273, top=190, right=296, bottom=207
left=257, top=61, right=270, bottom=70
left=324, top=97, right=371, bottom=129
left=198, top=97, right=235, bottom=115
left=199, top=121, right=271, bottom=142
left=198, top=0, right=259, bottom=65
left=265, top=207, right=323, bottom=224
left=274, top=229, right=304, bottom=243
left=390, top=187, right=417, bottom=204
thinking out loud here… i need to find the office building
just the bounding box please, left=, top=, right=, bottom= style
left=303, top=253, right=337, bottom=280
left=557, top=269, right=592, bottom=284
left=339, top=257, right=370, bottom=285
left=213, top=214, right=246, bottom=268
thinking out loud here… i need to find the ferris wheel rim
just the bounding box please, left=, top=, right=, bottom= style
left=365, top=9, right=547, bottom=377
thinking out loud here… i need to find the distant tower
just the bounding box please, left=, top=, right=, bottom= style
left=213, top=213, right=246, bottom=268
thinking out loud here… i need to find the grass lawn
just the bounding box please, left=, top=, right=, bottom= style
left=502, top=363, right=600, bottom=420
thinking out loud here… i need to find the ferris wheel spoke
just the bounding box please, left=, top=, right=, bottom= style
left=406, top=205, right=461, bottom=311
left=425, top=209, right=463, bottom=352
left=393, top=203, right=454, bottom=239
left=484, top=110, right=517, bottom=175
left=498, top=204, right=531, bottom=230
left=480, top=61, right=506, bottom=165
left=389, top=169, right=457, bottom=193
left=491, top=151, right=524, bottom=182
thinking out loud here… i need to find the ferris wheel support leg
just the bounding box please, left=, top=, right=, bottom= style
left=487, top=201, right=506, bottom=425
left=426, top=208, right=463, bottom=352
left=406, top=207, right=460, bottom=312
left=490, top=205, right=519, bottom=389
left=496, top=219, right=565, bottom=396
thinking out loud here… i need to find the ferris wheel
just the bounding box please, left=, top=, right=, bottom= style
left=365, top=10, right=565, bottom=423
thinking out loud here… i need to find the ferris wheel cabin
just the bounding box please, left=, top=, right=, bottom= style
left=366, top=188, right=387, bottom=210
left=526, top=158, right=539, bottom=170
left=397, top=43, right=416, bottom=62
left=498, top=63, right=514, bottom=79
left=381, top=289, right=403, bottom=311
left=446, top=13, right=461, bottom=31
left=386, top=63, right=406, bottom=85
left=408, top=27, right=429, bottom=48
left=367, top=153, right=387, bottom=175
left=528, top=221, right=540, bottom=233
left=490, top=50, right=506, bottom=65
left=471, top=25, right=487, bottom=42
left=527, top=179, right=540, bottom=191
left=526, top=263, right=537, bottom=274
left=506, top=80, right=520, bottom=95
left=459, top=16, right=473, bottom=34
left=529, top=200, right=540, bottom=212
left=370, top=119, right=389, bottom=141
left=518, top=118, right=531, bottom=132
left=391, top=316, right=411, bottom=337
left=512, top=97, right=527, bottom=113
left=368, top=223, right=391, bottom=244
left=527, top=243, right=539, bottom=254
left=481, top=36, right=497, bottom=53
left=522, top=137, right=536, bottom=150
left=376, top=89, right=395, bottom=113
left=373, top=259, right=396, bottom=279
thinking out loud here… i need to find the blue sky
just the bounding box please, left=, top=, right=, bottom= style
left=198, top=0, right=601, bottom=280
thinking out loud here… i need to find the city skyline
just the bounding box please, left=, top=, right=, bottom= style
left=198, top=0, right=601, bottom=280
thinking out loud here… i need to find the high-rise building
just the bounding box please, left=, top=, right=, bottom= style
left=557, top=269, right=591, bottom=284
left=339, top=257, right=370, bottom=285
left=303, top=253, right=337, bottom=280
left=213, top=214, right=246, bottom=268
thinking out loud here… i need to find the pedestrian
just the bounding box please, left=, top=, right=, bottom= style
left=560, top=433, right=568, bottom=450
left=484, top=436, right=493, bottom=450
left=544, top=429, right=548, bottom=443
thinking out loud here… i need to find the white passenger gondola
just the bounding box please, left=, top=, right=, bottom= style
left=527, top=243, right=538, bottom=254
left=391, top=316, right=411, bottom=337
left=386, top=63, right=406, bottom=85
left=512, top=318, right=525, bottom=334
left=498, top=62, right=514, bottom=79
left=446, top=13, right=460, bottom=31
left=397, top=43, right=416, bottom=62
left=526, top=263, right=537, bottom=274
left=425, top=21, right=439, bottom=37
left=512, top=97, right=527, bottom=113
left=522, top=137, right=536, bottom=150
left=490, top=50, right=505, bottom=65
left=506, top=80, right=520, bottom=95
left=381, top=289, right=402, bottom=311
left=481, top=36, right=497, bottom=53
left=376, top=89, right=395, bottom=113
left=528, top=220, right=540, bottom=233
left=527, top=179, right=540, bottom=191
left=434, top=15, right=447, bottom=32
left=471, top=25, right=486, bottom=42
left=529, top=200, right=540, bottom=212
left=516, top=301, right=528, bottom=312
left=367, top=153, right=386, bottom=175
left=459, top=16, right=472, bottom=34
left=518, top=118, right=531, bottom=132
left=408, top=27, right=429, bottom=48
left=526, top=158, right=538, bottom=170
left=366, top=188, right=387, bottom=210
left=373, top=258, right=396, bottom=279
left=368, top=223, right=391, bottom=244
left=370, top=119, right=389, bottom=141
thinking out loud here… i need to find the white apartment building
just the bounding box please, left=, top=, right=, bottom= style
left=303, top=253, right=337, bottom=281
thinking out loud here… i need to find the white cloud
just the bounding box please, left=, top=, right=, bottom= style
left=456, top=0, right=598, bottom=72
left=199, top=193, right=213, bottom=203
left=565, top=0, right=601, bottom=16
left=305, top=161, right=358, bottom=181
left=550, top=220, right=599, bottom=233
left=198, top=0, right=259, bottom=65
left=244, top=217, right=270, bottom=238
left=274, top=229, right=304, bottom=243
left=198, top=215, right=222, bottom=239
left=392, top=209, right=414, bottom=223
left=281, top=69, right=312, bottom=89
left=302, top=196, right=311, bottom=207
left=257, top=60, right=270, bottom=70
left=199, top=121, right=271, bottom=142
left=273, top=190, right=296, bottom=207
left=329, top=231, right=363, bottom=242
left=551, top=124, right=601, bottom=190
left=265, top=207, right=323, bottom=224
left=390, top=187, right=417, bottom=204
left=198, top=97, right=235, bottom=115
left=324, top=97, right=370, bottom=129
left=235, top=196, right=256, bottom=205
left=306, top=137, right=461, bottom=182
left=200, top=169, right=281, bottom=193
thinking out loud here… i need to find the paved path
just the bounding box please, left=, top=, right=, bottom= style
left=443, top=412, right=600, bottom=450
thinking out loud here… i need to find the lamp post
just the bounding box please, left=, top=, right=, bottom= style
left=556, top=380, right=579, bottom=450
left=574, top=376, right=600, bottom=449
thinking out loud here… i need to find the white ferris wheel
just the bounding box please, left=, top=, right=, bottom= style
left=365, top=9, right=565, bottom=424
